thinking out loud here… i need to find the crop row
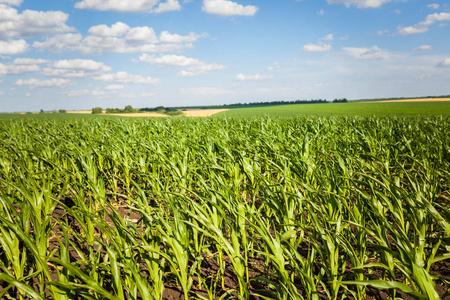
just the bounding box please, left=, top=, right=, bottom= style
left=0, top=116, right=449, bottom=299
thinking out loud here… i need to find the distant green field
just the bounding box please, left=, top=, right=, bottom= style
left=0, top=113, right=120, bottom=121
left=216, top=101, right=450, bottom=117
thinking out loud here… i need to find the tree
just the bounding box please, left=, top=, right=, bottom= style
left=92, top=107, right=103, bottom=114
left=39, top=109, right=45, bottom=114
left=59, top=109, right=67, bottom=113
left=124, top=105, right=135, bottom=113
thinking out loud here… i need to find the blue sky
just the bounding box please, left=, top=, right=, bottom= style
left=0, top=0, right=449, bottom=112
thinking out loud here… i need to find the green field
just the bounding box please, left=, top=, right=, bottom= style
left=216, top=101, right=450, bottom=117
left=0, top=115, right=449, bottom=300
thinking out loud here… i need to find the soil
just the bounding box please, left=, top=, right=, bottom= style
left=66, top=109, right=228, bottom=117
left=182, top=109, right=228, bottom=117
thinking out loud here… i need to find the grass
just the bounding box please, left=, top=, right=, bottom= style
left=216, top=101, right=450, bottom=117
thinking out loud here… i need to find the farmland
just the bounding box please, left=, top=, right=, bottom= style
left=216, top=101, right=450, bottom=117
left=0, top=114, right=449, bottom=300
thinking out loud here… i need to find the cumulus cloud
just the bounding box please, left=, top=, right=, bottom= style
left=303, top=34, right=333, bottom=52
left=438, top=58, right=450, bottom=67
left=321, top=34, right=333, bottom=41
left=160, top=31, right=205, bottom=43
left=13, top=58, right=49, bottom=65
left=66, top=89, right=91, bottom=97
left=0, top=62, right=40, bottom=75
left=119, top=92, right=156, bottom=98
left=0, top=39, right=28, bottom=54
left=126, top=27, right=159, bottom=43
left=105, top=84, right=124, bottom=90
left=139, top=54, right=226, bottom=76
left=267, top=62, right=281, bottom=71
left=15, top=78, right=71, bottom=89
left=0, top=5, right=73, bottom=39
left=202, top=0, right=258, bottom=16
left=398, top=12, right=450, bottom=35
left=0, top=0, right=22, bottom=5
left=94, top=71, right=160, bottom=85
left=235, top=73, right=273, bottom=81
left=303, top=43, right=331, bottom=52
left=327, top=0, right=393, bottom=9
left=428, top=4, right=440, bottom=10
left=181, top=87, right=233, bottom=96
left=43, top=59, right=112, bottom=78
left=88, top=22, right=130, bottom=37
left=398, top=26, right=429, bottom=35
left=33, top=22, right=199, bottom=54
left=74, top=0, right=181, bottom=13
left=343, top=46, right=389, bottom=59
left=153, top=0, right=181, bottom=13
left=414, top=45, right=432, bottom=51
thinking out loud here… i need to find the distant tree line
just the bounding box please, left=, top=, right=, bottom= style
left=139, top=106, right=176, bottom=112
left=38, top=109, right=67, bottom=114
left=219, top=99, right=328, bottom=108
left=332, top=98, right=348, bottom=103
left=140, top=106, right=183, bottom=116
left=105, top=105, right=137, bottom=113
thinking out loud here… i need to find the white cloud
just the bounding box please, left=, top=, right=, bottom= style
left=139, top=54, right=226, bottom=76
left=0, top=0, right=22, bottom=5
left=317, top=9, right=324, bottom=16
left=126, top=27, right=158, bottom=42
left=327, top=0, right=392, bottom=9
left=105, top=84, right=124, bottom=90
left=321, top=34, right=333, bottom=41
left=52, top=59, right=111, bottom=72
left=414, top=45, right=432, bottom=51
left=267, top=62, right=281, bottom=71
left=428, top=4, right=440, bottom=10
left=33, top=23, right=196, bottom=54
left=139, top=54, right=201, bottom=66
left=181, top=87, right=233, bottom=96
left=303, top=43, right=331, bottom=52
left=303, top=34, right=333, bottom=52
left=377, top=29, right=388, bottom=35
left=13, top=58, right=49, bottom=65
left=94, top=71, right=160, bottom=85
left=398, top=12, right=450, bottom=35
left=343, top=46, right=389, bottom=59
left=0, top=5, right=73, bottom=39
left=0, top=62, right=39, bottom=75
left=119, top=92, right=155, bottom=98
left=0, top=39, right=28, bottom=54
left=398, top=26, right=429, bottom=35
left=0, top=89, right=4, bottom=95
left=15, top=78, right=71, bottom=89
left=74, top=0, right=181, bottom=13
left=66, top=89, right=90, bottom=97
left=235, top=73, right=273, bottom=81
left=438, top=58, right=450, bottom=67
left=202, top=0, right=258, bottom=16
left=43, top=59, right=112, bottom=78
left=160, top=31, right=205, bottom=43
left=88, top=22, right=130, bottom=37
left=153, top=0, right=181, bottom=13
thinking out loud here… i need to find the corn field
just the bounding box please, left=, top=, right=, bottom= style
left=0, top=115, right=449, bottom=299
